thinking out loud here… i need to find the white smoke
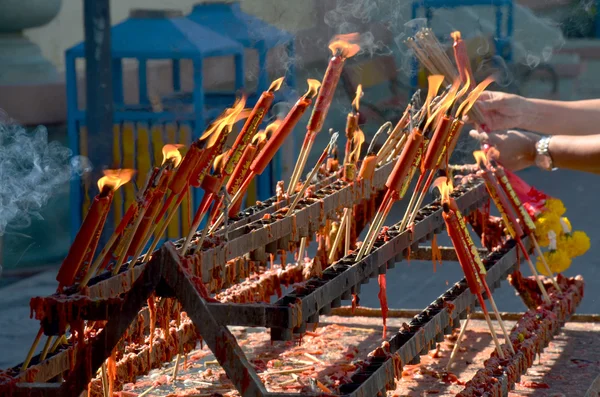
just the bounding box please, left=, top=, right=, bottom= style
left=0, top=118, right=88, bottom=236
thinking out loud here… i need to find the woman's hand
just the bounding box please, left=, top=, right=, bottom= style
left=475, top=91, right=532, bottom=131
left=469, top=129, right=541, bottom=171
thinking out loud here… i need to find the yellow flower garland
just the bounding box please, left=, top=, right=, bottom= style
left=545, top=198, right=566, bottom=217
left=536, top=249, right=571, bottom=275
left=532, top=202, right=590, bottom=275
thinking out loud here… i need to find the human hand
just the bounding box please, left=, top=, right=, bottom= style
left=469, top=129, right=541, bottom=171
left=475, top=91, right=531, bottom=132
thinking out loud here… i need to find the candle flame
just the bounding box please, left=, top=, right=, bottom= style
left=98, top=169, right=136, bottom=192
left=236, top=108, right=253, bottom=123
left=432, top=176, right=453, bottom=203
left=265, top=119, right=282, bottom=138
left=200, top=95, right=248, bottom=148
left=473, top=150, right=488, bottom=168
left=161, top=144, right=184, bottom=167
left=213, top=151, right=229, bottom=173
left=269, top=77, right=285, bottom=92
left=487, top=147, right=500, bottom=164
left=328, top=33, right=361, bottom=59
left=304, top=79, right=322, bottom=99
left=352, top=84, right=363, bottom=113
left=424, top=78, right=460, bottom=131
left=252, top=130, right=267, bottom=145
left=349, top=128, right=365, bottom=163
left=451, top=31, right=462, bottom=42
left=456, top=76, right=495, bottom=118
left=455, top=71, right=471, bottom=101
left=424, top=75, right=445, bottom=120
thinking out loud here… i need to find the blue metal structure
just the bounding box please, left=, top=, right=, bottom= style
left=410, top=0, right=514, bottom=89
left=66, top=9, right=246, bottom=241
left=187, top=1, right=297, bottom=197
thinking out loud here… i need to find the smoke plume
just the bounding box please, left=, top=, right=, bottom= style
left=0, top=118, right=84, bottom=237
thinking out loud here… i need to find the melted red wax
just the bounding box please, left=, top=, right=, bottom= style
left=377, top=274, right=389, bottom=339
left=431, top=234, right=442, bottom=272
left=107, top=349, right=117, bottom=396
left=147, top=296, right=156, bottom=369
left=520, top=381, right=550, bottom=389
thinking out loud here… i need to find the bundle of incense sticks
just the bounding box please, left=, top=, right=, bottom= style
left=407, top=28, right=486, bottom=125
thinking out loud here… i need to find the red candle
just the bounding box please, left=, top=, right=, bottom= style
left=385, top=128, right=424, bottom=194
left=358, top=154, right=377, bottom=181
left=489, top=158, right=536, bottom=235
left=439, top=120, right=465, bottom=167
left=475, top=152, right=524, bottom=239
left=227, top=144, right=257, bottom=195
left=223, top=77, right=283, bottom=177
left=128, top=170, right=172, bottom=256
left=443, top=204, right=483, bottom=295
left=168, top=142, right=203, bottom=195
left=422, top=116, right=453, bottom=172
left=250, top=80, right=319, bottom=175
left=307, top=33, right=360, bottom=134
left=451, top=31, right=474, bottom=85
left=57, top=170, right=135, bottom=288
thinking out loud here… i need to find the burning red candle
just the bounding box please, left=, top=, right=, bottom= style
left=250, top=80, right=320, bottom=175
left=223, top=77, right=284, bottom=177
left=474, top=151, right=524, bottom=239
left=307, top=33, right=361, bottom=135
left=422, top=116, right=453, bottom=172
left=486, top=150, right=537, bottom=235
left=385, top=128, right=424, bottom=195
left=451, top=31, right=474, bottom=85
left=56, top=169, right=135, bottom=288
left=344, top=84, right=362, bottom=164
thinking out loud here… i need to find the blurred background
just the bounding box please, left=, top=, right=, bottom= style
left=0, top=0, right=598, bottom=315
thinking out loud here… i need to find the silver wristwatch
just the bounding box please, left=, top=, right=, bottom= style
left=535, top=136, right=556, bottom=171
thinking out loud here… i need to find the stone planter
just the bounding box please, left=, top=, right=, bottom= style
left=0, top=0, right=62, bottom=85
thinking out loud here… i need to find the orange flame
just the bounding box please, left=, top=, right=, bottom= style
left=304, top=79, right=322, bottom=99
left=473, top=150, right=488, bottom=168
left=433, top=176, right=454, bottom=203
left=451, top=31, right=462, bottom=42
left=161, top=144, right=184, bottom=167
left=252, top=130, right=268, bottom=145
left=349, top=128, right=365, bottom=163
left=200, top=95, right=248, bottom=148
left=213, top=150, right=229, bottom=172
left=455, top=71, right=471, bottom=101
left=424, top=75, right=445, bottom=120
left=98, top=169, right=136, bottom=192
left=269, top=77, right=285, bottom=92
left=456, top=76, right=495, bottom=118
left=487, top=147, right=501, bottom=163
left=265, top=119, right=282, bottom=138
left=352, top=84, right=363, bottom=113
left=328, top=33, right=361, bottom=58
left=424, top=78, right=460, bottom=132
left=236, top=108, right=253, bottom=123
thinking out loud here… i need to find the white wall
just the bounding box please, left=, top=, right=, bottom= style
left=25, top=0, right=317, bottom=72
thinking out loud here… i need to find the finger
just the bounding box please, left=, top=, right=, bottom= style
left=469, top=129, right=489, bottom=142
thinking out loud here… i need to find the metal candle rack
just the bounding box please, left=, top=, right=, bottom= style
left=11, top=177, right=579, bottom=397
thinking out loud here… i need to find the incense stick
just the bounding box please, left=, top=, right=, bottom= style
left=447, top=312, right=470, bottom=370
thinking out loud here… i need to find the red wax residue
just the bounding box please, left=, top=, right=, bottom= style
left=520, top=381, right=550, bottom=389
left=147, top=296, right=156, bottom=369
left=377, top=274, right=389, bottom=339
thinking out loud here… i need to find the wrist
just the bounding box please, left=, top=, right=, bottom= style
left=517, top=97, right=537, bottom=131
